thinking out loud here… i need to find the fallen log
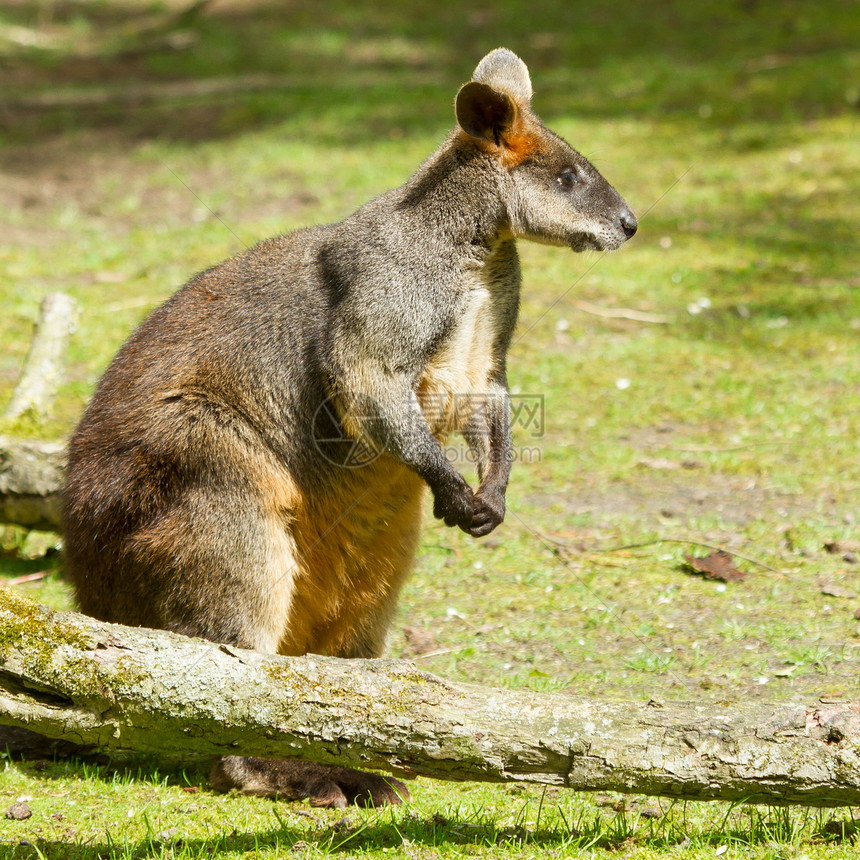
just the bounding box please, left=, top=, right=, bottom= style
left=0, top=437, right=65, bottom=531
left=3, top=292, right=78, bottom=423
left=1, top=586, right=858, bottom=807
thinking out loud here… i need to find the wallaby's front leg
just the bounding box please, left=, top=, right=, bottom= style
left=462, top=379, right=511, bottom=537
left=335, top=375, right=476, bottom=533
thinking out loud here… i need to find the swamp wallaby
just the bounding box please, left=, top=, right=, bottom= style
left=62, top=48, right=636, bottom=807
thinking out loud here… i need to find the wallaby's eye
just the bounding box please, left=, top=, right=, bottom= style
left=557, top=169, right=580, bottom=189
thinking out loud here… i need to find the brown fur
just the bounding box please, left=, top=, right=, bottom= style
left=460, top=120, right=542, bottom=169
left=278, top=465, right=424, bottom=658
left=499, top=128, right=542, bottom=168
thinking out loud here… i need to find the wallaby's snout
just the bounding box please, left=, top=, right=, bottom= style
left=579, top=181, right=638, bottom=251
left=620, top=209, right=638, bottom=239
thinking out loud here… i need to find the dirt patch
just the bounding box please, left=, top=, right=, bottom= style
left=539, top=472, right=840, bottom=528
left=0, top=133, right=128, bottom=236
left=0, top=128, right=318, bottom=250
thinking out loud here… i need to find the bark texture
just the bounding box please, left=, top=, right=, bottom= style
left=0, top=437, right=65, bottom=531
left=3, top=292, right=78, bottom=422
left=1, top=587, right=859, bottom=806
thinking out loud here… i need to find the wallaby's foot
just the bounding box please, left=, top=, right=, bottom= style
left=469, top=487, right=505, bottom=537
left=210, top=756, right=410, bottom=808
left=431, top=473, right=475, bottom=532
left=432, top=475, right=505, bottom=537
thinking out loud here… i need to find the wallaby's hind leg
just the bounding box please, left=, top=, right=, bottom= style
left=210, top=757, right=409, bottom=808
left=205, top=478, right=419, bottom=808
left=68, top=472, right=408, bottom=808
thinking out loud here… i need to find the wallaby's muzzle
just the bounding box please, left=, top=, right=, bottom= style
left=620, top=209, right=638, bottom=239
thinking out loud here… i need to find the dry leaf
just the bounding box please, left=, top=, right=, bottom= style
left=683, top=550, right=747, bottom=583
left=820, top=584, right=857, bottom=600
left=93, top=270, right=128, bottom=284
left=402, top=625, right=437, bottom=656
left=638, top=457, right=680, bottom=470
left=824, top=540, right=860, bottom=554
left=7, top=571, right=51, bottom=586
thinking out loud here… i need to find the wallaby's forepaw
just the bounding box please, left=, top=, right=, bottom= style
left=210, top=756, right=410, bottom=808
left=432, top=475, right=475, bottom=532
left=469, top=488, right=505, bottom=537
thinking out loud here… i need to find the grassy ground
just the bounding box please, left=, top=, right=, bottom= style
left=1, top=0, right=860, bottom=856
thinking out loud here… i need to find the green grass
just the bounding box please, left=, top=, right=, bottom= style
left=3, top=755, right=860, bottom=858
left=2, top=0, right=860, bottom=855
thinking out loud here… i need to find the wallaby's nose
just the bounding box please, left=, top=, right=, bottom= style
left=620, top=210, right=638, bottom=239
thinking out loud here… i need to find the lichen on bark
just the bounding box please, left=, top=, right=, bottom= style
left=1, top=586, right=860, bottom=807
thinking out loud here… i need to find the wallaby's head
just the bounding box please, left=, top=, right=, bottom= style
left=456, top=48, right=637, bottom=252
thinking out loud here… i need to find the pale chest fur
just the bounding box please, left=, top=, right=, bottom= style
left=416, top=270, right=506, bottom=438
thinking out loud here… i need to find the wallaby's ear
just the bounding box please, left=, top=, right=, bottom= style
left=456, top=81, right=517, bottom=144
left=471, top=48, right=533, bottom=106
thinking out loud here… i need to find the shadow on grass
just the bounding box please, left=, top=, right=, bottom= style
left=7, top=807, right=857, bottom=858
left=1, top=0, right=858, bottom=149
left=6, top=749, right=210, bottom=787
left=0, top=555, right=61, bottom=581
left=0, top=812, right=671, bottom=859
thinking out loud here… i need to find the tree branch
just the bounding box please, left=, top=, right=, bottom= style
left=1, top=587, right=858, bottom=806
left=3, top=292, right=77, bottom=423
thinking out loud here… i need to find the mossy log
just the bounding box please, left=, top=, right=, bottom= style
left=1, top=587, right=859, bottom=806
left=0, top=437, right=65, bottom=531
